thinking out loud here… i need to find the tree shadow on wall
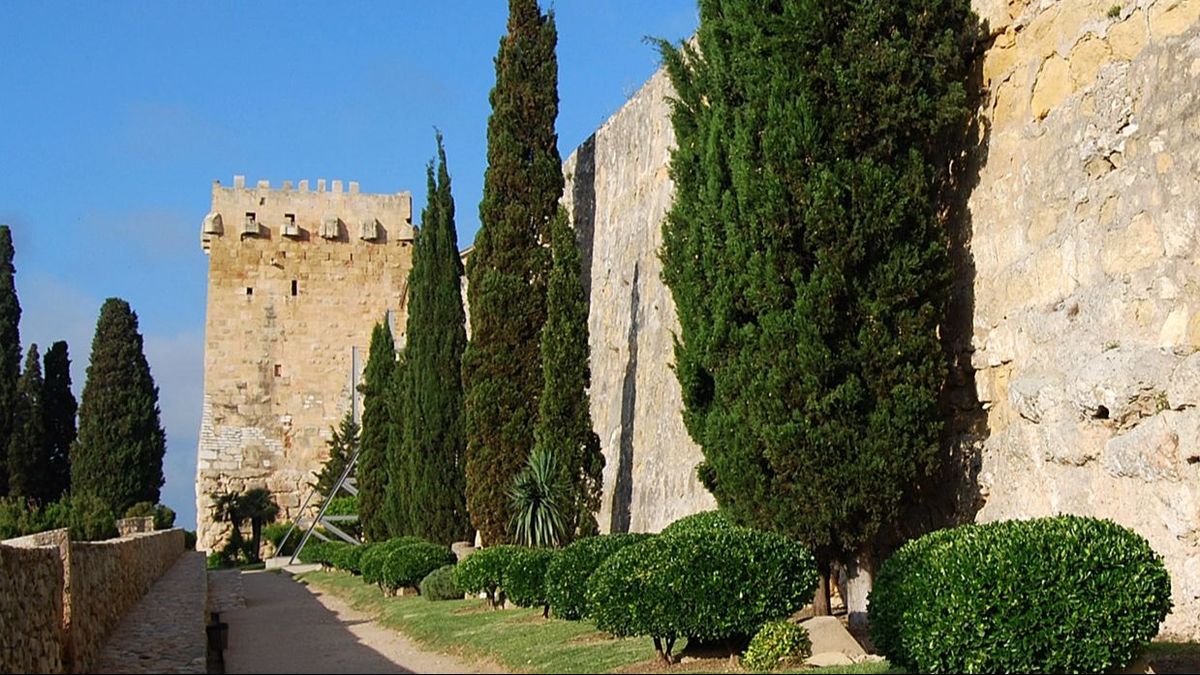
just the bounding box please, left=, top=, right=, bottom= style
left=888, top=22, right=996, bottom=555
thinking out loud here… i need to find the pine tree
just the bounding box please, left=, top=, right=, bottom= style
left=41, top=341, right=76, bottom=503
left=358, top=320, right=395, bottom=542
left=533, top=209, right=603, bottom=540
left=659, top=0, right=974, bottom=585
left=402, top=134, right=472, bottom=544
left=7, top=346, right=45, bottom=500
left=313, top=411, right=358, bottom=497
left=463, top=0, right=562, bottom=545
left=71, top=298, right=167, bottom=513
left=0, top=225, right=21, bottom=496
left=383, top=350, right=410, bottom=537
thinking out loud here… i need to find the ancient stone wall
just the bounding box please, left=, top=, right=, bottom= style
left=67, top=529, right=185, bottom=672
left=0, top=528, right=184, bottom=673
left=563, top=69, right=717, bottom=534
left=0, top=538, right=65, bottom=673
left=560, top=0, right=1200, bottom=637
left=195, top=177, right=413, bottom=550
left=966, top=0, right=1200, bottom=640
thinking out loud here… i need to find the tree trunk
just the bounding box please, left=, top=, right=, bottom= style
left=250, top=520, right=263, bottom=562
left=845, top=551, right=874, bottom=629
left=813, top=569, right=832, bottom=616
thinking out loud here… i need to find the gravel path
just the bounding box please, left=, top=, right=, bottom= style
left=223, top=570, right=504, bottom=674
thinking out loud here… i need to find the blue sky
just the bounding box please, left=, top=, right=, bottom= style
left=0, top=1, right=697, bottom=530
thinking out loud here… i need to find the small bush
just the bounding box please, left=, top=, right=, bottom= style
left=381, top=542, right=456, bottom=592
left=298, top=540, right=349, bottom=568
left=545, top=533, right=652, bottom=620
left=262, top=521, right=296, bottom=556
left=870, top=515, right=1173, bottom=674
left=184, top=529, right=197, bottom=550
left=504, top=548, right=557, bottom=611
left=420, top=564, right=464, bottom=601
left=360, top=536, right=426, bottom=586
left=69, top=494, right=118, bottom=541
left=324, top=495, right=358, bottom=516
left=742, top=621, right=812, bottom=672
left=587, top=528, right=817, bottom=662
left=659, top=510, right=735, bottom=537
left=328, top=542, right=370, bottom=574
left=154, top=504, right=176, bottom=530
left=455, top=545, right=522, bottom=608
left=124, top=501, right=156, bottom=519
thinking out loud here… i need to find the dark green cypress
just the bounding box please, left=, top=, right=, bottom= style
left=7, top=345, right=45, bottom=500
left=0, top=225, right=20, bottom=496
left=463, top=0, right=562, bottom=545
left=383, top=350, right=409, bottom=537
left=358, top=319, right=395, bottom=542
left=313, top=412, right=358, bottom=497
left=402, top=134, right=472, bottom=544
left=41, top=341, right=76, bottom=503
left=71, top=298, right=167, bottom=513
left=659, top=1, right=974, bottom=568
left=533, top=209, right=603, bottom=540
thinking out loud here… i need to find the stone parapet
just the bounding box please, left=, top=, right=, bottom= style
left=0, top=528, right=185, bottom=673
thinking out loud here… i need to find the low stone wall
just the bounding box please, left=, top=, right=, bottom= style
left=68, top=529, right=185, bottom=673
left=0, top=528, right=185, bottom=674
left=0, top=539, right=66, bottom=673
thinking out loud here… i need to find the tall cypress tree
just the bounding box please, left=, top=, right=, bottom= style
left=7, top=345, right=45, bottom=500
left=533, top=209, right=604, bottom=540
left=403, top=134, right=472, bottom=544
left=659, top=0, right=974, bottom=588
left=41, top=341, right=76, bottom=503
left=0, top=225, right=20, bottom=496
left=463, top=0, right=563, bottom=545
left=384, top=350, right=409, bottom=537
left=358, top=319, right=395, bottom=542
left=71, top=298, right=167, bottom=513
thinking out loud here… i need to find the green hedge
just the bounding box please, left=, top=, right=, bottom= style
left=869, top=515, right=1173, bottom=673
left=504, top=548, right=557, bottom=610
left=381, top=542, right=457, bottom=592
left=658, top=510, right=734, bottom=537
left=420, top=564, right=464, bottom=601
left=329, top=542, right=370, bottom=574
left=587, top=528, right=817, bottom=657
left=742, top=621, right=811, bottom=672
left=455, top=545, right=522, bottom=607
left=360, top=536, right=428, bottom=586
left=545, top=533, right=652, bottom=620
left=297, top=540, right=349, bottom=567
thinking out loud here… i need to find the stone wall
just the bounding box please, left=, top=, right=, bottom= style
left=0, top=537, right=65, bottom=673
left=195, top=177, right=414, bottom=550
left=965, top=0, right=1200, bottom=640
left=559, top=0, right=1200, bottom=638
left=69, top=529, right=186, bottom=672
left=563, top=69, right=717, bottom=534
left=0, top=528, right=184, bottom=673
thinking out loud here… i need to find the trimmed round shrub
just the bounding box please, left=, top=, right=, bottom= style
left=455, top=545, right=522, bottom=607
left=504, top=548, right=557, bottom=610
left=360, top=536, right=425, bottom=586
left=420, top=564, right=464, bottom=601
left=381, top=542, right=456, bottom=592
left=742, top=621, right=812, bottom=672
left=659, top=510, right=734, bottom=537
left=869, top=515, right=1173, bottom=674
left=587, top=528, right=817, bottom=659
left=545, top=533, right=652, bottom=620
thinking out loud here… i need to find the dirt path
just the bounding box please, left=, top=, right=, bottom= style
left=223, top=570, right=505, bottom=674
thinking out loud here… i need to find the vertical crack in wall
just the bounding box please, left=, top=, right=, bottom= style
left=610, top=261, right=640, bottom=533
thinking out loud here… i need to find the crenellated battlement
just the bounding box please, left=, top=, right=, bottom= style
left=200, top=175, right=414, bottom=253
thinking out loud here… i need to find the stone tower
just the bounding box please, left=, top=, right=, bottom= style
left=195, top=176, right=413, bottom=551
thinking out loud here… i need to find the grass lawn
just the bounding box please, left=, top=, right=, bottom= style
left=298, top=569, right=895, bottom=674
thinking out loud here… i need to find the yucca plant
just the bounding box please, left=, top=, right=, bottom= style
left=508, top=447, right=570, bottom=547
